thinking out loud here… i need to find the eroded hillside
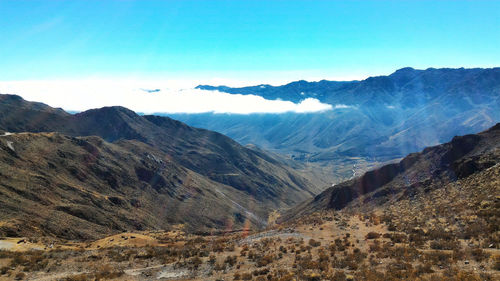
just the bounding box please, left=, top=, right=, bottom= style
left=0, top=95, right=322, bottom=239
left=0, top=124, right=498, bottom=281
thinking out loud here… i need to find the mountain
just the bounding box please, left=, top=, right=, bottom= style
left=197, top=67, right=499, bottom=106
left=1, top=93, right=498, bottom=281
left=174, top=68, right=500, bottom=181
left=0, top=94, right=70, bottom=133
left=282, top=122, right=500, bottom=221
left=3, top=126, right=498, bottom=281
left=0, top=94, right=321, bottom=239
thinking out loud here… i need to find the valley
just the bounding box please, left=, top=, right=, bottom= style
left=0, top=114, right=498, bottom=280
left=0, top=69, right=499, bottom=280
left=2, top=1, right=499, bottom=280
left=0, top=160, right=498, bottom=280
left=173, top=67, right=500, bottom=181
left=0, top=94, right=322, bottom=239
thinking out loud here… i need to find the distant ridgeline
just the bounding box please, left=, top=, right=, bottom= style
left=170, top=67, right=500, bottom=164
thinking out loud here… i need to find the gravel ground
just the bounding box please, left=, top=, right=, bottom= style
left=238, top=229, right=309, bottom=245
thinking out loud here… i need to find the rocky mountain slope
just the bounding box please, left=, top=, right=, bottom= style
left=0, top=103, right=498, bottom=280
left=0, top=94, right=321, bottom=239
left=1, top=126, right=498, bottom=280
left=282, top=122, right=500, bottom=221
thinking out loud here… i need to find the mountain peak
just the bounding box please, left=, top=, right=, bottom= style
left=486, top=122, right=500, bottom=132
left=394, top=66, right=416, bottom=73
left=389, top=67, right=418, bottom=78
left=0, top=94, right=24, bottom=102
left=76, top=106, right=138, bottom=117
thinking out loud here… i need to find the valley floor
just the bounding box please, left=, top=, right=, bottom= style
left=0, top=209, right=498, bottom=281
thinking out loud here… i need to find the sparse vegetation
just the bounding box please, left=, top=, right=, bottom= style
left=0, top=106, right=497, bottom=281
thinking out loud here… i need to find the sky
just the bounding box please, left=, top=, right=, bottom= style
left=0, top=0, right=499, bottom=113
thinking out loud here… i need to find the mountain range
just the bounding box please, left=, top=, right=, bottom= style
left=0, top=70, right=499, bottom=280
left=0, top=94, right=321, bottom=239
left=1, top=67, right=499, bottom=239
left=171, top=67, right=500, bottom=181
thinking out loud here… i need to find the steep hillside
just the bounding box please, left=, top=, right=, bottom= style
left=0, top=132, right=262, bottom=239
left=0, top=95, right=320, bottom=239
left=0, top=94, right=70, bottom=132
left=282, top=123, right=500, bottom=221
left=1, top=132, right=497, bottom=280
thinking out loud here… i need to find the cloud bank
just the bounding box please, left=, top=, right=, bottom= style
left=0, top=80, right=336, bottom=114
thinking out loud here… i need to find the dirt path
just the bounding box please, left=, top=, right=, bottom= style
left=238, top=229, right=309, bottom=245
left=0, top=238, right=44, bottom=251
left=27, top=271, right=90, bottom=281
left=124, top=264, right=166, bottom=276
left=0, top=240, right=14, bottom=250
left=214, top=188, right=266, bottom=226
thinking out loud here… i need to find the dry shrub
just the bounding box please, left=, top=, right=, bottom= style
left=332, top=271, right=347, bottom=281
left=253, top=268, right=269, bottom=276
left=241, top=272, right=253, bottom=280
left=94, top=264, right=123, bottom=280
left=415, top=262, right=434, bottom=276
left=0, top=266, right=9, bottom=275
left=189, top=256, right=202, bottom=269
left=308, top=239, right=321, bottom=247
left=64, top=274, right=91, bottom=281
left=493, top=255, right=500, bottom=271
left=14, top=272, right=26, bottom=280
left=225, top=255, right=238, bottom=267
left=369, top=240, right=382, bottom=253
left=423, top=251, right=452, bottom=267
left=383, top=233, right=407, bottom=243
left=365, top=232, right=381, bottom=239
left=256, top=254, right=274, bottom=267
left=214, top=262, right=226, bottom=271
left=385, top=261, right=414, bottom=279
left=430, top=239, right=460, bottom=250
left=469, top=248, right=490, bottom=262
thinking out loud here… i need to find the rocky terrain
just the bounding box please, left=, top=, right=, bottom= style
left=0, top=123, right=498, bottom=281
left=282, top=123, right=500, bottom=220
left=0, top=76, right=499, bottom=280
left=0, top=94, right=323, bottom=239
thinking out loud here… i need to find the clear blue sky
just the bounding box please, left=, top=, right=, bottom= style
left=1, top=0, right=499, bottom=83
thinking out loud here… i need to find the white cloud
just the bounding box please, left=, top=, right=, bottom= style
left=332, top=104, right=355, bottom=109
left=0, top=80, right=335, bottom=114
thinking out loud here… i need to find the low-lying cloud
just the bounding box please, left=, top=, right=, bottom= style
left=0, top=80, right=336, bottom=114
left=332, top=104, right=355, bottom=109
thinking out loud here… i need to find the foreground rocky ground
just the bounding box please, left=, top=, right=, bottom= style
left=0, top=221, right=498, bottom=280
left=1, top=197, right=498, bottom=280
left=0, top=163, right=499, bottom=280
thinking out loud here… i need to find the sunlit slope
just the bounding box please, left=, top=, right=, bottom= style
left=0, top=94, right=321, bottom=239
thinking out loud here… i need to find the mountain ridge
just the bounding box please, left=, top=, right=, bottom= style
left=0, top=94, right=321, bottom=239
left=281, top=122, right=500, bottom=222
left=174, top=67, right=500, bottom=182
left=196, top=67, right=499, bottom=104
